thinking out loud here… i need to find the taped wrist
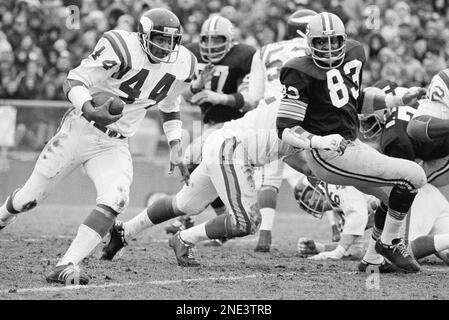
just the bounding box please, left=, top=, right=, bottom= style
left=162, top=119, right=182, bottom=144
left=281, top=127, right=314, bottom=149
left=385, top=94, right=404, bottom=108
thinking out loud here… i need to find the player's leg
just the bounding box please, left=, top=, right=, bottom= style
left=47, top=139, right=132, bottom=284
left=172, top=136, right=261, bottom=266
left=304, top=139, right=426, bottom=272
left=0, top=109, right=81, bottom=229
left=255, top=160, right=284, bottom=252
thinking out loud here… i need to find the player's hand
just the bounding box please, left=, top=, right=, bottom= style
left=297, top=237, right=319, bottom=256
left=168, top=139, right=190, bottom=186
left=191, top=90, right=227, bottom=105
left=308, top=251, right=341, bottom=260
left=402, top=87, right=427, bottom=107
left=310, top=134, right=350, bottom=155
left=191, top=63, right=215, bottom=92
left=308, top=245, right=346, bottom=260
left=83, top=99, right=122, bottom=126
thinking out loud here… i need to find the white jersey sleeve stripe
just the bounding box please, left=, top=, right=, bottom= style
left=278, top=110, right=305, bottom=121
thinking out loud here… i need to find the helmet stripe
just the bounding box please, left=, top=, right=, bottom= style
left=320, top=13, right=327, bottom=32
left=327, top=12, right=334, bottom=31
left=210, top=16, right=219, bottom=33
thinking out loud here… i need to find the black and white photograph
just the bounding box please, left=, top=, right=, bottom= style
left=1, top=0, right=449, bottom=305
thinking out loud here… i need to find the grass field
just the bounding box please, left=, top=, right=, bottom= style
left=0, top=204, right=448, bottom=300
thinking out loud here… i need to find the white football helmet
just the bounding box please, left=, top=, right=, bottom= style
left=199, top=15, right=235, bottom=63
left=306, top=12, right=347, bottom=69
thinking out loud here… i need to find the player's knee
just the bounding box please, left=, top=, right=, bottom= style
left=409, top=162, right=427, bottom=189
left=98, top=186, right=130, bottom=215
left=175, top=192, right=205, bottom=216
left=9, top=188, right=40, bottom=213
left=257, top=186, right=278, bottom=209
left=389, top=185, right=418, bottom=213
left=224, top=215, right=250, bottom=238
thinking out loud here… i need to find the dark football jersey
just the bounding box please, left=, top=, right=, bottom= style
left=186, top=42, right=256, bottom=124
left=380, top=106, right=449, bottom=161
left=279, top=39, right=366, bottom=140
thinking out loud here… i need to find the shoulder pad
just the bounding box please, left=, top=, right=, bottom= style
left=232, top=43, right=257, bottom=57
left=344, top=39, right=366, bottom=64
left=102, top=30, right=134, bottom=69
left=281, top=56, right=326, bottom=80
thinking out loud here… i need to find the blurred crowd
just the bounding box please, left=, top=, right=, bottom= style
left=0, top=0, right=448, bottom=151
left=0, top=0, right=448, bottom=100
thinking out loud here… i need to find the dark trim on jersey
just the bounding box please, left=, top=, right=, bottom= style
left=427, top=157, right=449, bottom=184
left=103, top=33, right=129, bottom=79
left=184, top=50, right=196, bottom=83
left=310, top=149, right=415, bottom=189
left=231, top=93, right=245, bottom=109
left=438, top=70, right=449, bottom=91
left=219, top=138, right=251, bottom=234
left=160, top=111, right=181, bottom=123
left=110, top=31, right=132, bottom=70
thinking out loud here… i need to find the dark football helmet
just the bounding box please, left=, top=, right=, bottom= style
left=359, top=110, right=387, bottom=140
left=137, top=8, right=182, bottom=63
left=287, top=9, right=317, bottom=39
left=306, top=12, right=347, bottom=69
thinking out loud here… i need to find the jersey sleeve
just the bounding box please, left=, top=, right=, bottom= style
left=66, top=32, right=127, bottom=87
left=276, top=66, right=310, bottom=133
left=246, top=48, right=266, bottom=101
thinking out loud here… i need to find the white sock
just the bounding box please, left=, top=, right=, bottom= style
left=57, top=224, right=101, bottom=266
left=434, top=234, right=449, bottom=252
left=179, top=222, right=208, bottom=244
left=259, top=208, right=275, bottom=231
left=380, top=213, right=404, bottom=244
left=124, top=208, right=154, bottom=239
left=363, top=237, right=384, bottom=264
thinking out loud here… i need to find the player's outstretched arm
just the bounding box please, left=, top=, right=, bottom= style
left=408, top=114, right=449, bottom=142
left=361, top=86, right=426, bottom=114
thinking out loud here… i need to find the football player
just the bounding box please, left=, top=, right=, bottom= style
left=276, top=12, right=427, bottom=272
left=295, top=176, right=376, bottom=261
left=295, top=177, right=449, bottom=267
left=242, top=8, right=317, bottom=252
left=357, top=81, right=449, bottom=271
left=160, top=15, right=256, bottom=240
left=99, top=60, right=420, bottom=268
left=0, top=8, right=196, bottom=285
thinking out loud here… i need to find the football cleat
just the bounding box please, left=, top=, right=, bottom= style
left=0, top=215, right=17, bottom=230
left=100, top=220, right=127, bottom=261
left=168, top=232, right=200, bottom=267
left=358, top=259, right=403, bottom=273
left=164, top=216, right=194, bottom=235
left=375, top=238, right=420, bottom=273
left=297, top=237, right=319, bottom=256
left=255, top=230, right=272, bottom=252
left=46, top=263, right=89, bottom=285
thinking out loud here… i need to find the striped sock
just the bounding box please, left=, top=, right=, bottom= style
left=380, top=209, right=406, bottom=245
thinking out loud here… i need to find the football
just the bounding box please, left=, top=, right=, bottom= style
left=91, top=92, right=125, bottom=115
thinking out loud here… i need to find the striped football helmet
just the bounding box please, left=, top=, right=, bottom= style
left=294, top=176, right=332, bottom=219
left=199, top=15, right=235, bottom=63
left=287, top=9, right=317, bottom=39
left=306, top=12, right=347, bottom=69
left=138, top=8, right=182, bottom=63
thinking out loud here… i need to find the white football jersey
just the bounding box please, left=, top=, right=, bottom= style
left=247, top=38, right=309, bottom=103
left=222, top=99, right=296, bottom=166
left=67, top=30, right=197, bottom=137
left=413, top=68, right=449, bottom=120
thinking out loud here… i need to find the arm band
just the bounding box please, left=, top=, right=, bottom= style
left=67, top=85, right=92, bottom=110
left=231, top=93, right=245, bottom=109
